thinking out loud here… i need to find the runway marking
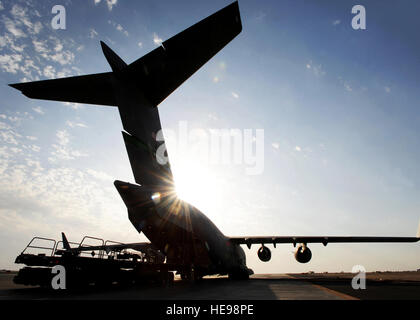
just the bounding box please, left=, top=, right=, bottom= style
left=287, top=275, right=359, bottom=300
left=309, top=283, right=359, bottom=300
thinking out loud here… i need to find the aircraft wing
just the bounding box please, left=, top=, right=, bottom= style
left=229, top=235, right=420, bottom=248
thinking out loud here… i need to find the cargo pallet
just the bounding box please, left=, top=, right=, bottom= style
left=14, top=235, right=177, bottom=289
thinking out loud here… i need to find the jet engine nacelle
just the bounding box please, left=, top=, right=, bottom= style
left=257, top=245, right=271, bottom=262
left=294, top=245, right=312, bottom=263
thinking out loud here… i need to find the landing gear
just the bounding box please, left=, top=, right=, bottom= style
left=181, top=267, right=202, bottom=282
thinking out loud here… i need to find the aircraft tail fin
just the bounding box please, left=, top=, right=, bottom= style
left=9, top=1, right=242, bottom=189
left=110, top=1, right=242, bottom=188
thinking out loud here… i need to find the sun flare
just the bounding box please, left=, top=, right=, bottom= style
left=172, top=161, right=222, bottom=214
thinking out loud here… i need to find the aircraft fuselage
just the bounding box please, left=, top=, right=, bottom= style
left=114, top=180, right=251, bottom=278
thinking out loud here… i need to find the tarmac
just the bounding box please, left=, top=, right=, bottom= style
left=0, top=272, right=419, bottom=300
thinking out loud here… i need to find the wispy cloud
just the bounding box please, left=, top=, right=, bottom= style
left=0, top=53, right=23, bottom=73
left=94, top=0, right=118, bottom=11
left=63, top=102, right=82, bottom=110
left=344, top=82, right=352, bottom=92
left=89, top=28, right=98, bottom=39
left=306, top=60, right=326, bottom=77
left=255, top=11, right=267, bottom=21
left=153, top=33, right=163, bottom=45
left=108, top=20, right=129, bottom=37
left=66, top=121, right=87, bottom=128
left=43, top=65, right=55, bottom=78
left=338, top=77, right=353, bottom=92
left=106, top=0, right=118, bottom=11
left=48, top=130, right=88, bottom=162
left=32, top=106, right=44, bottom=115
left=10, top=4, right=43, bottom=35
left=0, top=4, right=77, bottom=82
left=86, top=168, right=113, bottom=181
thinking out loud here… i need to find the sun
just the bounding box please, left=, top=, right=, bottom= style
left=172, top=160, right=222, bottom=214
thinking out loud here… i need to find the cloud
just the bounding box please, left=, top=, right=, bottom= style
left=0, top=54, right=22, bottom=73
left=0, top=118, right=22, bottom=145
left=66, top=121, right=88, bottom=128
left=0, top=111, right=133, bottom=269
left=32, top=39, right=48, bottom=54
left=332, top=20, right=341, bottom=26
left=63, top=102, right=82, bottom=110
left=344, top=82, right=352, bottom=92
left=86, top=169, right=113, bottom=182
left=153, top=33, right=163, bottom=45
left=272, top=142, right=280, bottom=150
left=8, top=5, right=43, bottom=35
left=57, top=130, right=70, bottom=146
left=32, top=106, right=44, bottom=115
left=28, top=144, right=40, bottom=152
left=50, top=50, right=75, bottom=65
left=337, top=76, right=354, bottom=92
left=106, top=0, right=118, bottom=11
left=95, top=0, right=118, bottom=11
left=108, top=20, right=129, bottom=37
left=255, top=12, right=267, bottom=21
left=231, top=92, right=239, bottom=99
left=306, top=60, right=326, bottom=77
left=3, top=17, right=26, bottom=38
left=295, top=146, right=301, bottom=152
left=0, top=4, right=46, bottom=80
left=43, top=65, right=56, bottom=78
left=48, top=130, right=88, bottom=162
left=89, top=28, right=98, bottom=39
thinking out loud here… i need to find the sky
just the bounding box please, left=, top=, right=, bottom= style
left=0, top=0, right=419, bottom=273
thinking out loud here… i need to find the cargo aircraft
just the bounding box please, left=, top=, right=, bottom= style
left=10, top=2, right=419, bottom=280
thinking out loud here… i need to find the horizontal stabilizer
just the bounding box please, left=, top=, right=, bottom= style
left=9, top=72, right=117, bottom=106
left=123, top=1, right=242, bottom=106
